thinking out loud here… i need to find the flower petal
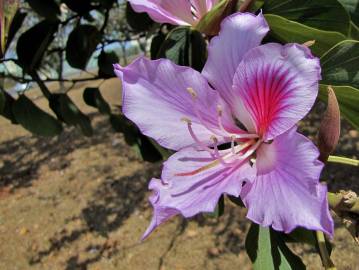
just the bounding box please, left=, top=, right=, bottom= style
left=128, top=0, right=196, bottom=25
left=114, top=57, right=237, bottom=151
left=142, top=147, right=255, bottom=239
left=190, top=0, right=218, bottom=18
left=241, top=128, right=333, bottom=236
left=233, top=43, right=321, bottom=140
left=202, top=12, right=269, bottom=110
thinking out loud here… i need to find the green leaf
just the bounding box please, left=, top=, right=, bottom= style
left=0, top=90, right=18, bottom=124
left=66, top=25, right=101, bottom=70
left=25, top=0, right=60, bottom=21
left=150, top=31, right=166, bottom=60
left=320, top=40, right=359, bottom=89
left=98, top=50, right=119, bottom=78
left=125, top=2, right=154, bottom=32
left=16, top=20, right=59, bottom=72
left=264, top=14, right=346, bottom=56
left=338, top=0, right=359, bottom=27
left=349, top=21, right=359, bottom=40
left=245, top=223, right=306, bottom=270
left=5, top=10, right=26, bottom=51
left=12, top=95, right=63, bottom=136
left=83, top=87, right=111, bottom=114
left=49, top=94, right=93, bottom=136
left=263, top=0, right=350, bottom=35
left=319, top=84, right=359, bottom=130
left=158, top=27, right=207, bottom=71
left=282, top=228, right=317, bottom=246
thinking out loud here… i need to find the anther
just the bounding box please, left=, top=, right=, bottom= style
left=181, top=117, right=192, bottom=124
left=216, top=105, right=223, bottom=116
left=303, top=40, right=315, bottom=47
left=187, top=87, right=197, bottom=98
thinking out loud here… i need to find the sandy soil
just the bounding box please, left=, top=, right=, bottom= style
left=0, top=77, right=359, bottom=270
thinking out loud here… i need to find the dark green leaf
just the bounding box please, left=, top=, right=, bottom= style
left=263, top=0, right=350, bottom=35
left=83, top=87, right=111, bottom=114
left=265, top=14, right=346, bottom=56
left=26, top=0, right=60, bottom=21
left=0, top=90, right=18, bottom=124
left=98, top=50, right=119, bottom=78
left=338, top=0, right=359, bottom=27
left=227, top=195, right=245, bottom=207
left=150, top=32, right=166, bottom=60
left=158, top=27, right=207, bottom=71
left=349, top=21, right=359, bottom=40
left=5, top=10, right=27, bottom=51
left=245, top=223, right=306, bottom=270
left=49, top=94, right=93, bottom=136
left=12, top=95, right=62, bottom=136
left=109, top=114, right=162, bottom=162
left=321, top=40, right=359, bottom=88
left=282, top=228, right=317, bottom=246
left=66, top=25, right=101, bottom=70
left=16, top=20, right=59, bottom=72
left=125, top=2, right=154, bottom=32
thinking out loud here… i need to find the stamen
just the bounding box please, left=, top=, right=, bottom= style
left=231, top=136, right=236, bottom=155
left=212, top=136, right=238, bottom=167
left=181, top=117, right=213, bottom=154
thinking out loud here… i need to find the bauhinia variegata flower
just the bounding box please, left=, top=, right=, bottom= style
left=114, top=12, right=334, bottom=239
left=127, top=0, right=220, bottom=26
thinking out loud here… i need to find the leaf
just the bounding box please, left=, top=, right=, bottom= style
left=349, top=21, right=359, bottom=40
left=264, top=14, right=346, bottom=56
left=66, top=25, right=101, bottom=70
left=319, top=84, right=359, bottom=130
left=5, top=9, right=26, bottom=51
left=125, top=2, right=154, bottom=32
left=158, top=27, right=207, bottom=71
left=150, top=31, right=166, bottom=60
left=320, top=40, right=359, bottom=88
left=245, top=223, right=306, bottom=270
left=283, top=228, right=317, bottom=247
left=263, top=0, right=350, bottom=35
left=109, top=114, right=162, bottom=162
left=49, top=94, right=93, bottom=136
left=83, top=87, right=111, bottom=114
left=12, top=95, right=63, bottom=136
left=338, top=0, right=359, bottom=27
left=98, top=50, right=119, bottom=78
left=0, top=90, right=18, bottom=124
left=25, top=0, right=60, bottom=21
left=16, top=20, right=59, bottom=72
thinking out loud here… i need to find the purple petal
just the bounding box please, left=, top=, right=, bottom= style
left=114, top=57, right=237, bottom=151
left=142, top=147, right=256, bottom=239
left=233, top=43, right=321, bottom=140
left=190, top=0, right=218, bottom=18
left=202, top=12, right=269, bottom=114
left=128, top=0, right=196, bottom=25
left=241, top=128, right=333, bottom=236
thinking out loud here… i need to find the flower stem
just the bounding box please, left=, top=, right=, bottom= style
left=327, top=155, right=359, bottom=166
left=316, top=231, right=336, bottom=270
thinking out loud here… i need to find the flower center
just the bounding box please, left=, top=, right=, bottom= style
left=176, top=87, right=263, bottom=176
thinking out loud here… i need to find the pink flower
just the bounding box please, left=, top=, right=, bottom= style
left=127, top=0, right=219, bottom=26
left=114, top=12, right=334, bottom=239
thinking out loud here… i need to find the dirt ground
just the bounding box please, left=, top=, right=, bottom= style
left=0, top=77, right=359, bottom=270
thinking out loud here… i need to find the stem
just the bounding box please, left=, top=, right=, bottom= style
left=327, top=192, right=359, bottom=215
left=327, top=155, right=359, bottom=166
left=316, top=231, right=336, bottom=270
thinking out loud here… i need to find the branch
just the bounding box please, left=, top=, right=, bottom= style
left=0, top=73, right=102, bottom=84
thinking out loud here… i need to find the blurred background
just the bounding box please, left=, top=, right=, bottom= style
left=0, top=0, right=359, bottom=269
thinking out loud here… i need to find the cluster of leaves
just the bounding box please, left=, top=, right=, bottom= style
left=0, top=0, right=162, bottom=161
